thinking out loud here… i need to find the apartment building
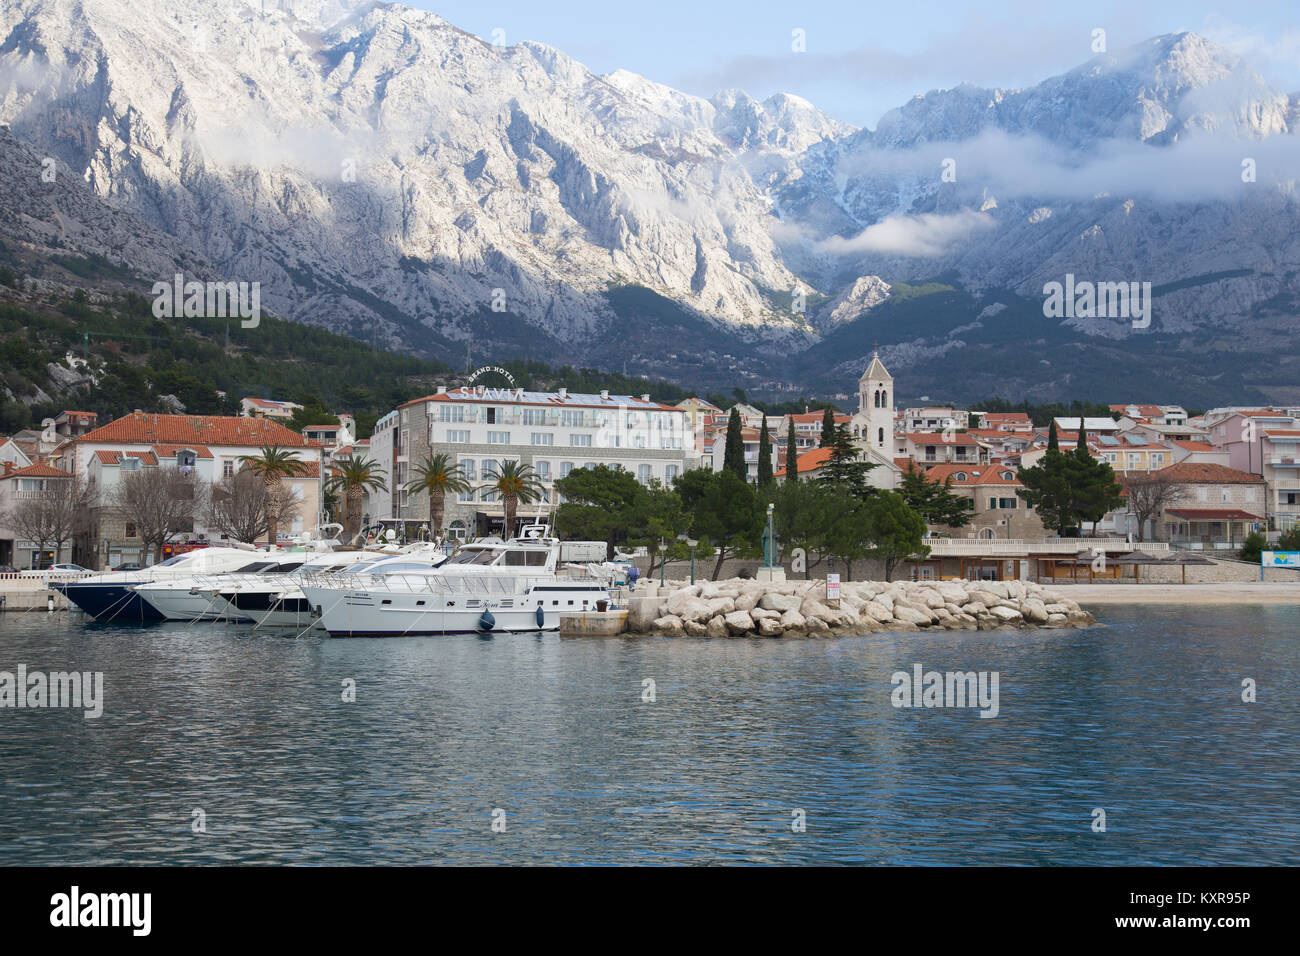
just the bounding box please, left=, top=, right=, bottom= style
left=371, top=386, right=694, bottom=540
left=1208, top=409, right=1300, bottom=531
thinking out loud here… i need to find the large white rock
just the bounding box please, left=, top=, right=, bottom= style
left=988, top=605, right=1023, bottom=624
left=758, top=592, right=802, bottom=613
left=724, top=610, right=755, bottom=634
left=893, top=605, right=931, bottom=625
left=758, top=617, right=784, bottom=637
left=862, top=601, right=894, bottom=623
left=1021, top=598, right=1049, bottom=623
left=706, top=615, right=730, bottom=639
left=779, top=609, right=806, bottom=630
left=652, top=615, right=684, bottom=636
left=665, top=587, right=701, bottom=616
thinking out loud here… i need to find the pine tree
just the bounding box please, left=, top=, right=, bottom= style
left=757, top=415, right=773, bottom=487
left=785, top=418, right=799, bottom=483
left=816, top=424, right=878, bottom=500
left=899, top=465, right=974, bottom=527
left=819, top=406, right=836, bottom=447
left=723, top=407, right=746, bottom=480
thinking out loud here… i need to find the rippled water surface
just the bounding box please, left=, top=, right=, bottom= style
left=1, top=605, right=1297, bottom=865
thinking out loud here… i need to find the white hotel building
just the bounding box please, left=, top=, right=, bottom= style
left=369, top=385, right=694, bottom=539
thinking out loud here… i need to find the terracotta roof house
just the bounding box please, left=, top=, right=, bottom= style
left=60, top=413, right=324, bottom=564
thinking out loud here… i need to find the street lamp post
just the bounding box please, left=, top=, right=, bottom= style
left=766, top=502, right=775, bottom=568
left=659, top=537, right=666, bottom=587
left=687, top=538, right=698, bottom=584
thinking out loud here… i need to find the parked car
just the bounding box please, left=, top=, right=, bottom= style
left=19, top=563, right=88, bottom=579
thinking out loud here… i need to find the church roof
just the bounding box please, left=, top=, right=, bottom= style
left=860, top=350, right=892, bottom=383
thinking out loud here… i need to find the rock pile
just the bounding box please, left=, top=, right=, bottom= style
left=640, top=578, right=1096, bottom=637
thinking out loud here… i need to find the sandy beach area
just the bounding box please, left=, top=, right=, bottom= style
left=1060, top=583, right=1300, bottom=605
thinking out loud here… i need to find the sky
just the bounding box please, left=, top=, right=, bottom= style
left=401, top=0, right=1300, bottom=128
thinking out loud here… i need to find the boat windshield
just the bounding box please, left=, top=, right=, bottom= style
left=446, top=549, right=499, bottom=566
left=235, top=561, right=276, bottom=573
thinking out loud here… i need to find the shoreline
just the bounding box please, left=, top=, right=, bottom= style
left=1058, top=583, right=1300, bottom=606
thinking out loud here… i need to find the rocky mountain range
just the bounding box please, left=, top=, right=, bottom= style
left=0, top=0, right=1297, bottom=407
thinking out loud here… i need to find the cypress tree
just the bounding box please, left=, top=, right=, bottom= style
left=757, top=415, right=773, bottom=487
left=786, top=418, right=799, bottom=483
left=819, top=406, right=835, bottom=447
left=1047, top=420, right=1059, bottom=451
left=723, top=407, right=746, bottom=480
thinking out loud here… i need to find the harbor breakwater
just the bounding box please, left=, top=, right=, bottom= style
left=626, top=578, right=1097, bottom=637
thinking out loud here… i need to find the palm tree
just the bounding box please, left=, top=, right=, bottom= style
left=327, top=456, right=388, bottom=544
left=488, top=460, right=544, bottom=537
left=405, top=452, right=471, bottom=540
left=237, top=444, right=308, bottom=546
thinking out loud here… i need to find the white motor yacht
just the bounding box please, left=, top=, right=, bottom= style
left=298, top=530, right=610, bottom=637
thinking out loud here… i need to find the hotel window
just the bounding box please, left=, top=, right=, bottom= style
left=535, top=460, right=551, bottom=481
left=459, top=460, right=475, bottom=501
left=482, top=460, right=499, bottom=479
left=521, top=408, right=546, bottom=425
left=561, top=410, right=586, bottom=428
left=638, top=464, right=652, bottom=484
left=485, top=407, right=500, bottom=424
left=487, top=431, right=510, bottom=444
left=531, top=433, right=554, bottom=446
left=665, top=465, right=678, bottom=483
left=560, top=461, right=574, bottom=478
left=447, top=429, right=470, bottom=443
left=440, top=405, right=466, bottom=423
left=569, top=434, right=592, bottom=447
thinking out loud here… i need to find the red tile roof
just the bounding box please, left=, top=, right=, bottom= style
left=151, top=443, right=214, bottom=459
left=1156, top=462, right=1264, bottom=484
left=925, top=463, right=1022, bottom=486
left=0, top=462, right=72, bottom=479
left=77, top=413, right=312, bottom=448
left=92, top=450, right=160, bottom=466
left=906, top=431, right=981, bottom=445
left=774, top=446, right=834, bottom=477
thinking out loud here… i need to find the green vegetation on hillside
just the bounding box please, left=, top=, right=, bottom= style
left=0, top=287, right=713, bottom=438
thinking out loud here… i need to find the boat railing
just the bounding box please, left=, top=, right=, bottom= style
left=299, top=569, right=548, bottom=595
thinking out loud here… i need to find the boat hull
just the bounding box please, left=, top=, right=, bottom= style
left=300, top=585, right=564, bottom=637
left=57, top=583, right=166, bottom=623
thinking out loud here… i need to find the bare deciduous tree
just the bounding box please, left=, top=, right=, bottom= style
left=108, top=468, right=205, bottom=562
left=207, top=470, right=301, bottom=545
left=1123, top=471, right=1183, bottom=542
